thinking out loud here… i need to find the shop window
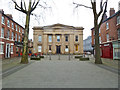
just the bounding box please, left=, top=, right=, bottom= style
left=118, top=29, right=120, bottom=39
left=16, top=47, right=18, bottom=53
left=114, top=48, right=120, bottom=58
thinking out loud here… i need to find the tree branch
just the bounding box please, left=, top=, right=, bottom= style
left=31, top=0, right=40, bottom=12
left=73, top=2, right=92, bottom=9
left=12, top=0, right=27, bottom=14
left=99, top=0, right=108, bottom=26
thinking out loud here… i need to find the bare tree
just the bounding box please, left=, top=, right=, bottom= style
left=12, top=0, right=40, bottom=64
left=73, top=0, right=108, bottom=64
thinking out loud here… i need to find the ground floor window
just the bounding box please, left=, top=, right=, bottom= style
left=0, top=44, right=4, bottom=54
left=114, top=48, right=120, bottom=58
left=65, top=45, right=69, bottom=52
left=38, top=46, right=42, bottom=52
left=16, top=47, right=18, bottom=53
left=49, top=45, right=51, bottom=52
left=75, top=45, right=78, bottom=51
left=11, top=45, right=13, bottom=54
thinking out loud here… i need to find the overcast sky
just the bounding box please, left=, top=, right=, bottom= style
left=0, top=0, right=119, bottom=40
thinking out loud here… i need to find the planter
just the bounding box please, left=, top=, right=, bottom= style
left=79, top=57, right=89, bottom=61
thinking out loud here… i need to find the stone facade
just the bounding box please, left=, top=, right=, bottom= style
left=33, top=23, right=84, bottom=54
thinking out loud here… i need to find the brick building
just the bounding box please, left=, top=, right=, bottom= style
left=91, top=8, right=120, bottom=60
left=0, top=9, right=24, bottom=59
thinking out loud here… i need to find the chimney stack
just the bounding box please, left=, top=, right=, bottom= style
left=0, top=9, right=4, bottom=13
left=109, top=8, right=115, bottom=17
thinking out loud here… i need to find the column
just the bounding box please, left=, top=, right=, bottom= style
left=61, top=34, right=64, bottom=54
left=43, top=34, right=48, bottom=54
left=69, top=34, right=74, bottom=54
left=52, top=34, right=56, bottom=54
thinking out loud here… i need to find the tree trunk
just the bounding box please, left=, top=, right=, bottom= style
left=21, top=13, right=30, bottom=64
left=94, top=25, right=102, bottom=64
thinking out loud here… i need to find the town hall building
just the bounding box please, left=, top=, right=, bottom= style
left=33, top=23, right=84, bottom=54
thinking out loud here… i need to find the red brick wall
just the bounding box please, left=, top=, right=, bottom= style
left=0, top=11, right=24, bottom=59
left=92, top=9, right=119, bottom=46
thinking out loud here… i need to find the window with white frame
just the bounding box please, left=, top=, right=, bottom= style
left=7, top=20, right=10, bottom=27
left=15, top=34, right=17, bottom=41
left=38, top=35, right=42, bottom=42
left=65, top=45, right=69, bottom=52
left=118, top=29, right=120, bottom=39
left=19, top=35, right=20, bottom=42
left=117, top=16, right=120, bottom=25
left=12, top=32, right=14, bottom=40
left=0, top=44, right=4, bottom=53
left=19, top=27, right=21, bottom=32
left=12, top=23, right=14, bottom=29
left=48, top=35, right=52, bottom=42
left=22, top=29, right=24, bottom=34
left=2, top=16, right=5, bottom=24
left=114, top=48, right=120, bottom=57
left=1, top=27, right=4, bottom=38
left=7, top=30, right=10, bottom=39
left=11, top=45, right=13, bottom=54
left=16, top=25, right=17, bottom=31
left=75, top=35, right=78, bottom=42
left=57, top=35, right=60, bottom=42
left=38, top=46, right=42, bottom=52
left=106, top=33, right=109, bottom=41
left=106, top=22, right=109, bottom=30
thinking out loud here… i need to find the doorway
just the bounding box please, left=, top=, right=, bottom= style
left=56, top=46, right=61, bottom=54
left=6, top=43, right=10, bottom=58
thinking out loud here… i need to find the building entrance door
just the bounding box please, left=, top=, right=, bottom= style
left=6, top=43, right=10, bottom=58
left=56, top=46, right=61, bottom=54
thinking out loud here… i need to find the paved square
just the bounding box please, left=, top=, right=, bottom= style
left=2, top=55, right=118, bottom=88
